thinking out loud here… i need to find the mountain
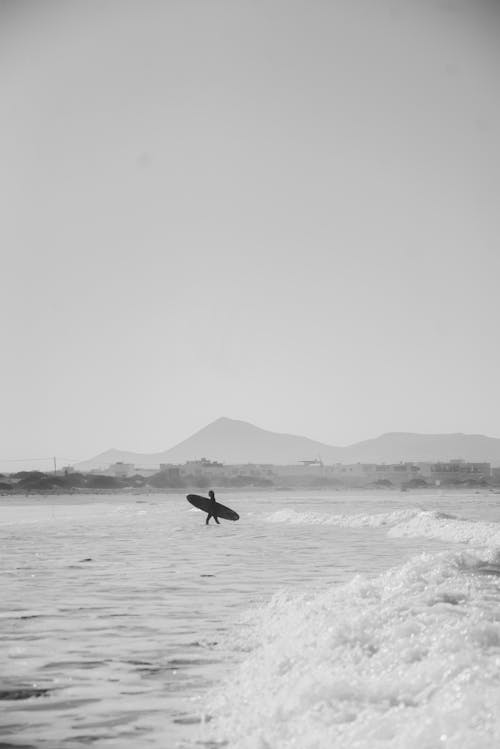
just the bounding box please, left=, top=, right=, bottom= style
left=75, top=418, right=500, bottom=470
left=159, top=417, right=339, bottom=465
left=76, top=448, right=168, bottom=472
left=76, top=418, right=338, bottom=470
left=339, top=432, right=500, bottom=464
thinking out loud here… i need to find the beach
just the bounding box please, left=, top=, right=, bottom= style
left=1, top=490, right=499, bottom=748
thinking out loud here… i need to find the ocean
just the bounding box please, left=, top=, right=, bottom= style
left=1, top=489, right=500, bottom=748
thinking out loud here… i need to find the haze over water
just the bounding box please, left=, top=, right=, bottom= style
left=2, top=489, right=500, bottom=747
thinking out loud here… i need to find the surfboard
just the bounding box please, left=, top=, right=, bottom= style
left=186, top=494, right=239, bottom=522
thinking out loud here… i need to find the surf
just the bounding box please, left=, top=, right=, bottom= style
left=201, top=500, right=500, bottom=747
left=266, top=506, right=500, bottom=549
left=203, top=547, right=500, bottom=748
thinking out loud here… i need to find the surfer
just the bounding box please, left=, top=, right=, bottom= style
left=206, top=490, right=220, bottom=525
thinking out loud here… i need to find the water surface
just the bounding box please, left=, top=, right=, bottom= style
left=1, top=489, right=499, bottom=747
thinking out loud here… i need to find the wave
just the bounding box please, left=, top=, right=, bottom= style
left=266, top=507, right=500, bottom=549
left=266, top=507, right=422, bottom=528
left=389, top=511, right=500, bottom=548
left=203, top=549, right=500, bottom=748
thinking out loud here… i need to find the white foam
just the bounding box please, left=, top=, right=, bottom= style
left=204, top=550, right=500, bottom=748
left=266, top=507, right=500, bottom=550
left=390, top=511, right=500, bottom=548
left=266, top=507, right=420, bottom=528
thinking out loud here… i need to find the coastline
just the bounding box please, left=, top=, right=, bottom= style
left=1, top=485, right=499, bottom=502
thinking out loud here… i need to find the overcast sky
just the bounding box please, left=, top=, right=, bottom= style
left=1, top=0, right=500, bottom=469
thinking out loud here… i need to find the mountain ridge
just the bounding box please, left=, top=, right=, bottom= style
left=75, top=418, right=500, bottom=470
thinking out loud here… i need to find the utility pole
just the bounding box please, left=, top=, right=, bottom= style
left=53, top=456, right=57, bottom=475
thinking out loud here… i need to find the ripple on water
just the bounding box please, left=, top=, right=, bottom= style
left=2, top=489, right=489, bottom=748
left=0, top=687, right=51, bottom=700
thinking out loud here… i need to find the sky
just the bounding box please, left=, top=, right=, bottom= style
left=1, top=0, right=500, bottom=470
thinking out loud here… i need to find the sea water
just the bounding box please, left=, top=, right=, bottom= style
left=1, top=490, right=500, bottom=748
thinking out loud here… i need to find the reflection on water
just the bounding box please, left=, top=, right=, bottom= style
left=0, top=490, right=497, bottom=746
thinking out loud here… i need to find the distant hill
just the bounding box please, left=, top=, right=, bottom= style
left=76, top=418, right=338, bottom=470
left=76, top=448, right=169, bottom=472
left=159, top=417, right=339, bottom=465
left=338, top=432, right=500, bottom=464
left=75, top=418, right=500, bottom=470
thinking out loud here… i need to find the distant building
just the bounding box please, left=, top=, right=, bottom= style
left=133, top=467, right=159, bottom=478
left=226, top=464, right=274, bottom=478
left=428, top=460, right=491, bottom=484
left=113, top=458, right=494, bottom=488
left=323, top=462, right=421, bottom=485
left=274, top=462, right=326, bottom=477
left=180, top=459, right=225, bottom=477
left=109, top=462, right=135, bottom=478
left=158, top=465, right=181, bottom=481
left=491, top=467, right=500, bottom=484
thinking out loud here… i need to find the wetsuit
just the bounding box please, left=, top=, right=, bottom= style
left=206, top=492, right=220, bottom=525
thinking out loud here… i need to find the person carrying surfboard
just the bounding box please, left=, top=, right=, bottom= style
left=206, top=490, right=220, bottom=525
left=186, top=492, right=239, bottom=523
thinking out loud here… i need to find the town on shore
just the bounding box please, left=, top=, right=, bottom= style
left=1, top=457, right=499, bottom=494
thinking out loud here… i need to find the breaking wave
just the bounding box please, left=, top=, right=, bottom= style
left=204, top=549, right=500, bottom=748
left=388, top=511, right=500, bottom=547
left=266, top=507, right=500, bottom=549
left=266, top=507, right=421, bottom=528
left=202, top=507, right=500, bottom=746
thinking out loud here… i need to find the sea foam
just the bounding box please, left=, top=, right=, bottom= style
left=204, top=549, right=500, bottom=748
left=389, top=510, right=500, bottom=548
left=267, top=507, right=500, bottom=549
left=266, top=507, right=420, bottom=528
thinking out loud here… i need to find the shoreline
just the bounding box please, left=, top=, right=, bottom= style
left=1, top=485, right=499, bottom=500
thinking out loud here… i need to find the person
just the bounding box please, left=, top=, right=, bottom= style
left=206, top=489, right=220, bottom=525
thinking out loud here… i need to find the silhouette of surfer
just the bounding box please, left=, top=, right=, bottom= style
left=206, top=490, right=220, bottom=525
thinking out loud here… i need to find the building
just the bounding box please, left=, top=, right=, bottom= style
left=273, top=461, right=326, bottom=478
left=179, top=459, right=225, bottom=478
left=491, top=467, right=500, bottom=484
left=109, top=462, right=135, bottom=478
left=323, top=462, right=422, bottom=486
left=427, top=460, right=491, bottom=485
left=133, top=467, right=159, bottom=478
left=158, top=464, right=181, bottom=481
